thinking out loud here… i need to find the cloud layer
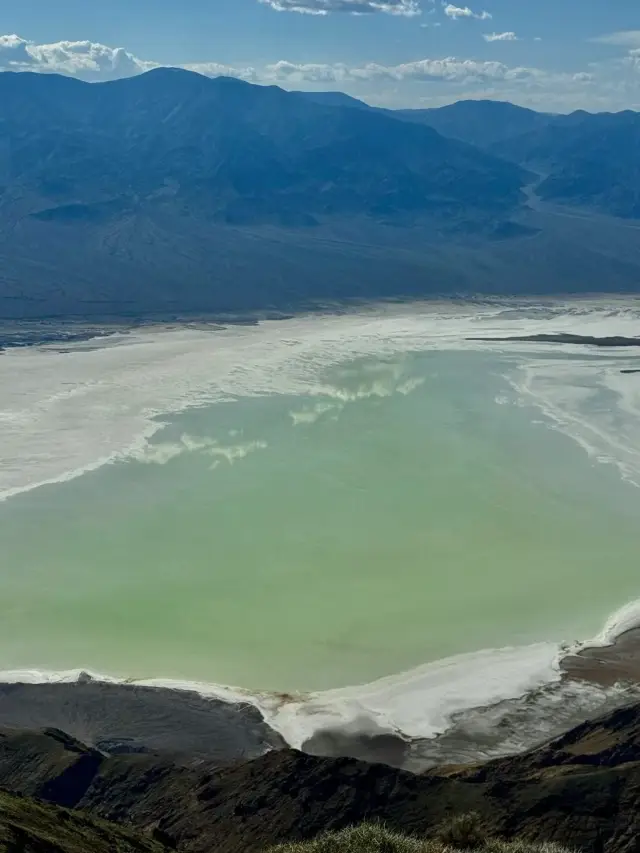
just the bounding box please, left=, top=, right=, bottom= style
left=261, top=57, right=582, bottom=86
left=258, top=0, right=420, bottom=14
left=592, top=31, right=640, bottom=48
left=0, top=34, right=151, bottom=80
left=0, top=31, right=638, bottom=112
left=0, top=34, right=541, bottom=86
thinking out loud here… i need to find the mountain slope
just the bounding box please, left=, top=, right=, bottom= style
left=4, top=702, right=640, bottom=853
left=1, top=72, right=639, bottom=319
left=492, top=110, right=640, bottom=218
left=293, top=90, right=373, bottom=111
left=383, top=99, right=640, bottom=219
left=0, top=69, right=529, bottom=226
left=392, top=100, right=550, bottom=150
left=0, top=787, right=169, bottom=853
left=388, top=97, right=640, bottom=220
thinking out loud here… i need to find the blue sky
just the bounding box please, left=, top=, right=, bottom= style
left=1, top=0, right=639, bottom=110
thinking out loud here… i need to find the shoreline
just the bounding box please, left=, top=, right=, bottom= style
left=2, top=617, right=640, bottom=772
left=0, top=301, right=412, bottom=350
left=2, top=300, right=640, bottom=771
left=4, top=292, right=640, bottom=351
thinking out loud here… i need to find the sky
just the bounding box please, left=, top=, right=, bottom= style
left=1, top=0, right=639, bottom=111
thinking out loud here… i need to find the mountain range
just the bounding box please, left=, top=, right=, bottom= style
left=396, top=100, right=640, bottom=220
left=0, top=69, right=638, bottom=319
left=0, top=69, right=530, bottom=226
left=289, top=91, right=640, bottom=219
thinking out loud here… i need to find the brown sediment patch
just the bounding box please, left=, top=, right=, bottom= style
left=561, top=627, right=640, bottom=688
left=4, top=627, right=640, bottom=776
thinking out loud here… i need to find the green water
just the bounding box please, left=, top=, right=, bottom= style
left=1, top=350, right=640, bottom=691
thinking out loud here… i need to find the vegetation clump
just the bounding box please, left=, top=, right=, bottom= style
left=435, top=812, right=487, bottom=850
left=0, top=789, right=167, bottom=853
left=270, top=821, right=573, bottom=853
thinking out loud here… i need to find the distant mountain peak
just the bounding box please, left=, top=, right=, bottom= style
left=295, top=90, right=372, bottom=111
left=0, top=71, right=636, bottom=319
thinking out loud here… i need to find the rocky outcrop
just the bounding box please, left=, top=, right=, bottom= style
left=3, top=701, right=640, bottom=853
left=0, top=681, right=284, bottom=762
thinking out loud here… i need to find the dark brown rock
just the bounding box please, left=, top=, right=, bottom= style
left=4, top=702, right=640, bottom=853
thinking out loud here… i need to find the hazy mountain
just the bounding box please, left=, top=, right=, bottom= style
left=492, top=110, right=640, bottom=218
left=392, top=99, right=550, bottom=149
left=294, top=90, right=373, bottom=110
left=0, top=70, right=639, bottom=319
left=273, top=91, right=640, bottom=219
left=0, top=69, right=528, bottom=226
left=373, top=98, right=640, bottom=219
left=293, top=94, right=549, bottom=150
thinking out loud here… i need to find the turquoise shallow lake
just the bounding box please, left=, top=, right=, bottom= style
left=2, top=303, right=640, bottom=709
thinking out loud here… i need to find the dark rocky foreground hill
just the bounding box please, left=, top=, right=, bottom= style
left=3, top=701, right=640, bottom=853
left=0, top=787, right=167, bottom=853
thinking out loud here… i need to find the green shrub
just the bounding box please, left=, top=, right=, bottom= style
left=268, top=822, right=573, bottom=853
left=435, top=813, right=487, bottom=850
left=270, top=823, right=426, bottom=853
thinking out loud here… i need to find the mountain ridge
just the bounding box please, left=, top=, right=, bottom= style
left=294, top=90, right=640, bottom=218
left=0, top=68, right=530, bottom=225
left=0, top=69, right=639, bottom=319
left=2, top=700, right=640, bottom=853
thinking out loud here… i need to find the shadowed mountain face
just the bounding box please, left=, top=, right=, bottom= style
left=495, top=111, right=640, bottom=219
left=293, top=90, right=373, bottom=111
left=368, top=99, right=640, bottom=220
left=0, top=69, right=528, bottom=226
left=0, top=71, right=639, bottom=320
left=391, top=100, right=551, bottom=150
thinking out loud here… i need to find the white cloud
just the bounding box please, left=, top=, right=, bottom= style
left=483, top=32, right=518, bottom=42
left=443, top=4, right=491, bottom=20
left=592, top=31, right=640, bottom=48
left=590, top=31, right=640, bottom=80
left=0, top=34, right=151, bottom=81
left=0, top=32, right=636, bottom=113
left=0, top=35, right=594, bottom=91
left=258, top=0, right=420, bottom=14
left=265, top=60, right=352, bottom=82
left=265, top=57, right=538, bottom=84
left=624, top=49, right=640, bottom=72
left=184, top=62, right=258, bottom=81
left=0, top=34, right=259, bottom=83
